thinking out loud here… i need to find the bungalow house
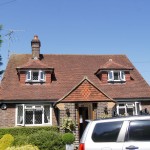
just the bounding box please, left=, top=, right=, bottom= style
left=0, top=35, right=150, bottom=145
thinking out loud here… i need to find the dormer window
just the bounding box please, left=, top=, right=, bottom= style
left=26, top=70, right=45, bottom=82
left=108, top=70, right=125, bottom=82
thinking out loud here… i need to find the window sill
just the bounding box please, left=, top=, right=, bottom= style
left=16, top=123, right=52, bottom=127
left=108, top=80, right=126, bottom=84
left=25, top=81, right=46, bottom=84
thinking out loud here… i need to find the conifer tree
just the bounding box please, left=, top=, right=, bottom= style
left=0, top=25, right=4, bottom=76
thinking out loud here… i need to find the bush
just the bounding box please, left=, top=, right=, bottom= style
left=28, top=130, right=65, bottom=150
left=6, top=144, right=39, bottom=150
left=0, top=134, right=14, bottom=150
left=13, top=134, right=29, bottom=146
left=62, top=133, right=75, bottom=144
left=0, top=126, right=58, bottom=138
left=61, top=117, right=76, bottom=132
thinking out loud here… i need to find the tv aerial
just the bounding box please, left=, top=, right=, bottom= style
left=5, top=29, right=24, bottom=60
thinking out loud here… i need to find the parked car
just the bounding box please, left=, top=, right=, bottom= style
left=78, top=115, right=150, bottom=150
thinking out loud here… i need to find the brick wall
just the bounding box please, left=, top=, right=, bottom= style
left=125, top=71, right=131, bottom=81
left=52, top=107, right=59, bottom=126
left=97, top=102, right=113, bottom=118
left=100, top=71, right=108, bottom=83
left=97, top=102, right=107, bottom=118
left=0, top=104, right=16, bottom=127
left=45, top=71, right=52, bottom=83
left=20, top=71, right=26, bottom=83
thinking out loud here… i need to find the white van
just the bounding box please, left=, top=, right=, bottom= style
left=79, top=115, right=150, bottom=150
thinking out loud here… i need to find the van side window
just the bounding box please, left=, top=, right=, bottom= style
left=127, top=120, right=150, bottom=141
left=92, top=121, right=123, bottom=142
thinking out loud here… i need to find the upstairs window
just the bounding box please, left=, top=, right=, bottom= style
left=108, top=71, right=125, bottom=82
left=26, top=70, right=45, bottom=82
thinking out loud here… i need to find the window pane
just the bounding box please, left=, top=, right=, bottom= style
left=108, top=71, right=113, bottom=80
left=127, top=108, right=134, bottom=116
left=32, top=72, right=39, bottom=81
left=119, top=108, right=125, bottom=115
left=120, top=71, right=125, bottom=80
left=92, top=121, right=123, bottom=142
left=44, top=106, right=50, bottom=123
left=114, top=72, right=119, bottom=80
left=40, top=71, right=45, bottom=80
left=135, top=103, right=140, bottom=115
left=128, top=120, right=150, bottom=141
left=17, top=105, right=23, bottom=124
left=26, top=71, right=31, bottom=80
left=35, top=110, right=42, bottom=124
left=25, top=110, right=33, bottom=124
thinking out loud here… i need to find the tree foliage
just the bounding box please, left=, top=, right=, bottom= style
left=0, top=25, right=2, bottom=47
left=0, top=25, right=4, bottom=76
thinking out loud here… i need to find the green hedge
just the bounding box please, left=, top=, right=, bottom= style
left=28, top=130, right=65, bottom=150
left=0, top=126, right=66, bottom=150
left=0, top=126, right=58, bottom=138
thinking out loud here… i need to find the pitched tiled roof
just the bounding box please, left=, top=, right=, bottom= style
left=1, top=54, right=150, bottom=102
left=57, top=77, right=114, bottom=103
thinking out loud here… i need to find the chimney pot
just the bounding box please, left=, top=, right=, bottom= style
left=33, top=35, right=40, bottom=41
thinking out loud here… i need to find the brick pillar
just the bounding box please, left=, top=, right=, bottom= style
left=59, top=103, right=79, bottom=149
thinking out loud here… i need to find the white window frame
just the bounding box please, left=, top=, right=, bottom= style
left=108, top=70, right=126, bottom=82
left=116, top=102, right=141, bottom=116
left=26, top=70, right=31, bottom=81
left=39, top=70, right=45, bottom=81
left=16, top=104, right=52, bottom=126
left=26, top=70, right=46, bottom=82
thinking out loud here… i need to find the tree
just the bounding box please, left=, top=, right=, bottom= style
left=0, top=25, right=4, bottom=76
left=0, top=25, right=2, bottom=46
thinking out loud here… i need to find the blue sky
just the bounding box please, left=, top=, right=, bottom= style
left=1, top=0, right=150, bottom=84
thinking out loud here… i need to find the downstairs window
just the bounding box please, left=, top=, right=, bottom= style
left=116, top=102, right=141, bottom=116
left=16, top=104, right=52, bottom=126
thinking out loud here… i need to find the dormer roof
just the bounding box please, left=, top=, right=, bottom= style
left=100, top=59, right=133, bottom=70
left=95, top=59, right=133, bottom=75
left=16, top=58, right=53, bottom=70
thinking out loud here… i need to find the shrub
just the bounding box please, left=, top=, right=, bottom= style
left=28, top=130, right=65, bottom=150
left=13, top=134, right=29, bottom=146
left=0, top=126, right=58, bottom=138
left=0, top=134, right=14, bottom=150
left=62, top=133, right=75, bottom=144
left=61, top=117, right=76, bottom=133
left=6, top=144, right=39, bottom=150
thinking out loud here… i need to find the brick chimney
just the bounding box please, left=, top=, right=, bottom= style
left=31, top=35, right=41, bottom=59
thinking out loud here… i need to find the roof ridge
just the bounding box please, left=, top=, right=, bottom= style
left=43, top=54, right=127, bottom=56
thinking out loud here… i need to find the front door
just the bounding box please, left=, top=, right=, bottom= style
left=78, top=103, right=93, bottom=139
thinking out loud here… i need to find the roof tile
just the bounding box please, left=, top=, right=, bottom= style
left=1, top=54, right=150, bottom=101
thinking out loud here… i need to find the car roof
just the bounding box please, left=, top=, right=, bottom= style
left=91, top=115, right=150, bottom=123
